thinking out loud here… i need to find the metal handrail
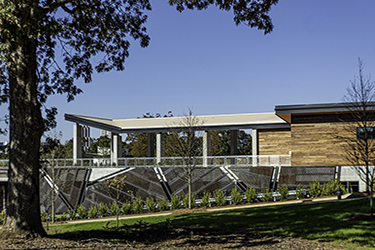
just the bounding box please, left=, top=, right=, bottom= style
left=37, top=155, right=291, bottom=168
left=0, top=155, right=292, bottom=169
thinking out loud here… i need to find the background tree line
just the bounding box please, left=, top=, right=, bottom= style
left=39, top=112, right=252, bottom=159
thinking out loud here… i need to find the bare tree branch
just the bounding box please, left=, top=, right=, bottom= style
left=339, top=58, right=375, bottom=216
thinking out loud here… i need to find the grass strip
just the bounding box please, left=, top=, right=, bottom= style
left=48, top=198, right=375, bottom=249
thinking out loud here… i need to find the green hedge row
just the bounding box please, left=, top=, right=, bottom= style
left=37, top=179, right=349, bottom=223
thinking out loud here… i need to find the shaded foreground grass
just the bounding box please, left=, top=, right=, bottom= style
left=48, top=198, right=375, bottom=249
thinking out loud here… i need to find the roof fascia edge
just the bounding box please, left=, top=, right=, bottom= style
left=275, top=102, right=375, bottom=114
left=117, top=123, right=290, bottom=134
left=65, top=114, right=121, bottom=134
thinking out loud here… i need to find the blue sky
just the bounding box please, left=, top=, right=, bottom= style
left=2, top=0, right=375, bottom=143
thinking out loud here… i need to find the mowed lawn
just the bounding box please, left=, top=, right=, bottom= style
left=48, top=198, right=375, bottom=249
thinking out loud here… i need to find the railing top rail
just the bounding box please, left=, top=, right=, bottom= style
left=37, top=154, right=291, bottom=161
left=35, top=155, right=291, bottom=168
left=0, top=155, right=292, bottom=168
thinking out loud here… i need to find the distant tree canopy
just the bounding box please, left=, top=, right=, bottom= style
left=124, top=112, right=252, bottom=157
left=125, top=111, right=173, bottom=157
left=210, top=130, right=252, bottom=156
left=40, top=131, right=65, bottom=159
left=86, top=136, right=112, bottom=157
left=0, top=142, right=8, bottom=159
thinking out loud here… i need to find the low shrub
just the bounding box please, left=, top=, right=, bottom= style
left=171, top=195, right=181, bottom=210
left=231, top=188, right=243, bottom=205
left=277, top=185, right=289, bottom=201
left=296, top=184, right=306, bottom=199
left=133, top=198, right=144, bottom=214
left=77, top=204, right=88, bottom=219
left=0, top=210, right=4, bottom=225
left=263, top=188, right=273, bottom=202
left=201, top=192, right=211, bottom=208
left=183, top=193, right=195, bottom=209
left=54, top=213, right=64, bottom=222
left=88, top=204, right=98, bottom=219
left=110, top=201, right=117, bottom=216
left=323, top=179, right=347, bottom=196
left=245, top=186, right=257, bottom=203
left=146, top=197, right=157, bottom=212
left=53, top=214, right=60, bottom=222
left=98, top=203, right=109, bottom=217
left=68, top=209, right=76, bottom=220
left=157, top=197, right=169, bottom=211
left=122, top=201, right=133, bottom=214
left=308, top=180, right=323, bottom=198
left=213, top=189, right=226, bottom=206
left=60, top=212, right=68, bottom=221
left=41, top=212, right=48, bottom=222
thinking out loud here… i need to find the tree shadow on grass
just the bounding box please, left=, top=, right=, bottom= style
left=168, top=199, right=375, bottom=247
left=49, top=222, right=293, bottom=248
left=48, top=199, right=375, bottom=248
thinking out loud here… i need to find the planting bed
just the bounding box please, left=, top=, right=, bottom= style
left=0, top=227, right=344, bottom=249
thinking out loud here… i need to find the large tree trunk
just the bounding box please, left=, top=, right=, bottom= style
left=0, top=32, right=46, bottom=238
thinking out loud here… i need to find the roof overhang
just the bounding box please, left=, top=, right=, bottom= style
left=275, top=102, right=375, bottom=123
left=65, top=112, right=289, bottom=134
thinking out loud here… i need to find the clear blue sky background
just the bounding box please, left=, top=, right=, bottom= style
left=2, top=0, right=375, bottom=143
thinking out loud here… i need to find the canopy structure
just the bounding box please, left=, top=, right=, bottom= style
left=65, top=112, right=289, bottom=161
left=65, top=112, right=289, bottom=134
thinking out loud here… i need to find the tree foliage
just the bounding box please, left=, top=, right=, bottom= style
left=0, top=0, right=278, bottom=239
left=125, top=111, right=173, bottom=157
left=169, top=0, right=278, bottom=34
left=125, top=113, right=252, bottom=158
left=0, top=0, right=151, bottom=107
left=40, top=131, right=64, bottom=159
left=210, top=130, right=252, bottom=156
left=105, top=175, right=126, bottom=228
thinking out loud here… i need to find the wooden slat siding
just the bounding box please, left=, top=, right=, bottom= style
left=258, top=128, right=291, bottom=155
left=291, top=122, right=350, bottom=166
left=258, top=113, right=375, bottom=166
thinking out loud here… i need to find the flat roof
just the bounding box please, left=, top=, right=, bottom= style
left=275, top=102, right=375, bottom=123
left=65, top=112, right=289, bottom=134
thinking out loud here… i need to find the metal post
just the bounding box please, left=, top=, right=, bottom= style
left=271, top=167, right=279, bottom=191
left=203, top=131, right=211, bottom=167
left=2, top=186, right=5, bottom=212
left=252, top=129, right=258, bottom=166
left=73, top=123, right=82, bottom=165
left=230, top=130, right=238, bottom=165
left=156, top=133, right=165, bottom=164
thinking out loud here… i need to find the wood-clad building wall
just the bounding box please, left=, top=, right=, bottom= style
left=291, top=114, right=352, bottom=166
left=257, top=114, right=364, bottom=166
left=258, top=128, right=291, bottom=156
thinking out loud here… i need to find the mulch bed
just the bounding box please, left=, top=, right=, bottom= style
left=1, top=224, right=346, bottom=249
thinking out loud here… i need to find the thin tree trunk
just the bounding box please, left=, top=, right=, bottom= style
left=371, top=189, right=373, bottom=217
left=188, top=168, right=192, bottom=209
left=366, top=165, right=370, bottom=192
left=116, top=199, right=119, bottom=228
left=52, top=166, right=55, bottom=224
left=0, top=34, right=46, bottom=238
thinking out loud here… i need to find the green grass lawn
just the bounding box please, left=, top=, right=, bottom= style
left=48, top=198, right=375, bottom=249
